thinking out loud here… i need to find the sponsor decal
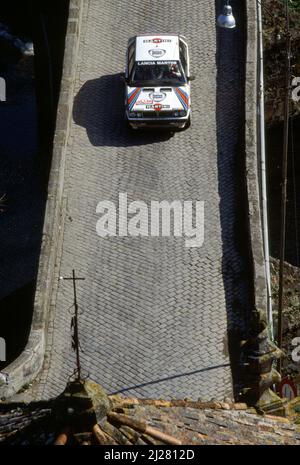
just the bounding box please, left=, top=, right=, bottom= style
left=148, top=49, right=166, bottom=58
left=143, top=38, right=172, bottom=44
left=136, top=99, right=153, bottom=105
left=149, top=92, right=166, bottom=102
left=137, top=61, right=177, bottom=66
left=153, top=104, right=162, bottom=112
left=145, top=104, right=170, bottom=109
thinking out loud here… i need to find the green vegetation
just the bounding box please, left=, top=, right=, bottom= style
left=277, top=0, right=300, bottom=13
left=288, top=0, right=300, bottom=12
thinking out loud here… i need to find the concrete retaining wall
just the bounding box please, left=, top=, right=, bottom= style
left=0, top=0, right=83, bottom=398
left=243, top=1, right=282, bottom=407
left=245, top=1, right=268, bottom=321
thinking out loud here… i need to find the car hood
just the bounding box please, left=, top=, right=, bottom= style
left=127, top=85, right=190, bottom=112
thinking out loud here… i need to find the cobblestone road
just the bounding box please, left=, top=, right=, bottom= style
left=33, top=0, right=252, bottom=400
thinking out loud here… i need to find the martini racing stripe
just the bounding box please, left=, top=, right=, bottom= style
left=128, top=88, right=142, bottom=110
left=175, top=88, right=189, bottom=111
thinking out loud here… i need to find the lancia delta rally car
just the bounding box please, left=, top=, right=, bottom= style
left=124, top=34, right=193, bottom=130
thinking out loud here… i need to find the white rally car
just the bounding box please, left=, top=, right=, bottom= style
left=124, top=34, right=193, bottom=130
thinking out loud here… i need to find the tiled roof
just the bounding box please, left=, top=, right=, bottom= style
left=1, top=380, right=300, bottom=445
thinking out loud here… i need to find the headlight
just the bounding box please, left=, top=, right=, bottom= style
left=129, top=112, right=143, bottom=118
left=173, top=110, right=187, bottom=117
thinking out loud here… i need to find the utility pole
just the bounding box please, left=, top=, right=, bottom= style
left=60, top=270, right=85, bottom=381
left=277, top=0, right=291, bottom=374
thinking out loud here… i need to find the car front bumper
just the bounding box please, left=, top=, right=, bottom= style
left=126, top=111, right=190, bottom=130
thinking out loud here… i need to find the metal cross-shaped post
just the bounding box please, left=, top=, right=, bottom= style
left=60, top=269, right=85, bottom=381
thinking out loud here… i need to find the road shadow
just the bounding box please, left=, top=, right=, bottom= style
left=0, top=282, right=34, bottom=371
left=110, top=363, right=231, bottom=396
left=72, top=73, right=173, bottom=147
left=215, top=0, right=254, bottom=400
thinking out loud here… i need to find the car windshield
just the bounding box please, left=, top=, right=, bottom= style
left=130, top=61, right=186, bottom=86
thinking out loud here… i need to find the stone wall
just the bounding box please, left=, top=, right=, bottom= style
left=242, top=0, right=282, bottom=408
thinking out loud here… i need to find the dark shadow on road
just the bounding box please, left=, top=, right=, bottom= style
left=0, top=50, right=46, bottom=370
left=0, top=282, right=35, bottom=371
left=111, top=363, right=231, bottom=395
left=215, top=0, right=255, bottom=400
left=0, top=2, right=69, bottom=371
left=72, top=73, right=173, bottom=147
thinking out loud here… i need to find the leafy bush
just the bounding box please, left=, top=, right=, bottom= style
left=285, top=0, right=300, bottom=12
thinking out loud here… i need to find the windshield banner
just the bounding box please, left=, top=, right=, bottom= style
left=137, top=61, right=177, bottom=66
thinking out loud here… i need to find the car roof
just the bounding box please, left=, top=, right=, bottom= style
left=134, top=35, right=180, bottom=62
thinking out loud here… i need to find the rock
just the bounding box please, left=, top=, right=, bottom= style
left=84, top=379, right=111, bottom=421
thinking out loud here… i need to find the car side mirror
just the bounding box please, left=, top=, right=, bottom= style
left=188, top=75, right=195, bottom=81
